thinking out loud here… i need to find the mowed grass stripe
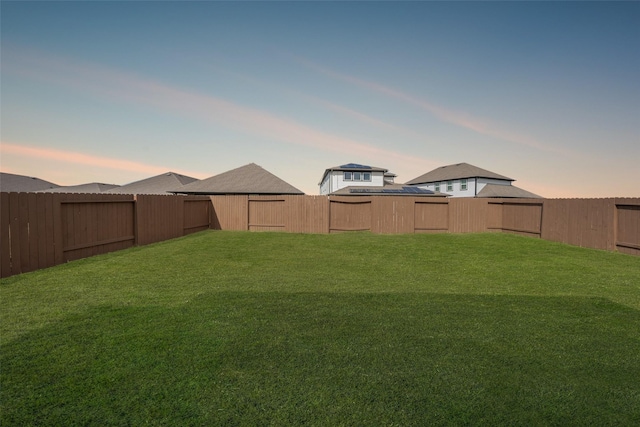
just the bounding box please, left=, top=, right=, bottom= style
left=2, top=231, right=639, bottom=425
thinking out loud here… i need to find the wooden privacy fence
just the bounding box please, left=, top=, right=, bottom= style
left=211, top=195, right=640, bottom=255
left=2, top=193, right=639, bottom=278
left=1, top=193, right=211, bottom=278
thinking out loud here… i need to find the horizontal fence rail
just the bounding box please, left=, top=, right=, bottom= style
left=2, top=193, right=639, bottom=277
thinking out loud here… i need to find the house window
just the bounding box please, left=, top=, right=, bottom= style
left=447, top=181, right=453, bottom=192
left=353, top=172, right=361, bottom=181
left=344, top=172, right=352, bottom=181
left=363, top=172, right=371, bottom=181
left=461, top=179, right=468, bottom=191
left=435, top=182, right=440, bottom=192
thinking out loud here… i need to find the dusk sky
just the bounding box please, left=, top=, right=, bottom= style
left=1, top=2, right=639, bottom=197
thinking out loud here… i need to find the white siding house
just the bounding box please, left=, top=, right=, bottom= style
left=319, top=163, right=391, bottom=195
left=406, top=163, right=541, bottom=198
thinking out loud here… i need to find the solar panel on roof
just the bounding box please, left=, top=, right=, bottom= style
left=347, top=186, right=435, bottom=195
left=340, top=163, right=371, bottom=169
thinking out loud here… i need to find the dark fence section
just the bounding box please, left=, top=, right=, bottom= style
left=1, top=193, right=211, bottom=278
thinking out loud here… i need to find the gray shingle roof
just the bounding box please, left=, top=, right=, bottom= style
left=406, top=163, right=513, bottom=185
left=0, top=172, right=59, bottom=192
left=476, top=184, right=541, bottom=198
left=107, top=172, right=197, bottom=195
left=173, top=163, right=304, bottom=195
left=41, top=183, right=120, bottom=193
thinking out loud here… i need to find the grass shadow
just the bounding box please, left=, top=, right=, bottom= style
left=2, top=292, right=639, bottom=425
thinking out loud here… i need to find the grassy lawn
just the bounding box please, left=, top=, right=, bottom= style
left=2, top=231, right=639, bottom=425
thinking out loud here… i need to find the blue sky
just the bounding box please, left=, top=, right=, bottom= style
left=1, top=1, right=638, bottom=197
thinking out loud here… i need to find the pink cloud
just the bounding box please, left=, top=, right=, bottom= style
left=3, top=47, right=440, bottom=175
left=296, top=57, right=569, bottom=155
left=1, top=142, right=206, bottom=179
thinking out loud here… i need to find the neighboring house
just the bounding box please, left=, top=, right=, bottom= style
left=107, top=172, right=197, bottom=195
left=406, top=162, right=541, bottom=198
left=41, top=183, right=120, bottom=193
left=319, top=163, right=395, bottom=195
left=0, top=172, right=59, bottom=192
left=172, top=163, right=304, bottom=195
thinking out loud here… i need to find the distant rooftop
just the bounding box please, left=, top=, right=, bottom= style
left=41, top=183, right=119, bottom=193
left=0, top=172, right=59, bottom=192
left=108, top=172, right=197, bottom=195
left=173, top=163, right=304, bottom=195
left=406, top=162, right=513, bottom=185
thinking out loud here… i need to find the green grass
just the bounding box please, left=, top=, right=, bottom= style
left=2, top=231, right=639, bottom=425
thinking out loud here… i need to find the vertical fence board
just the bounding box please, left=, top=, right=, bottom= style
left=487, top=201, right=503, bottom=231
left=1, top=193, right=11, bottom=277
left=18, top=193, right=32, bottom=273
left=8, top=193, right=22, bottom=275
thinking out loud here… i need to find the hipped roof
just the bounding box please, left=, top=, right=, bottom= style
left=107, top=172, right=197, bottom=195
left=173, top=163, right=304, bottom=195
left=0, top=172, right=59, bottom=192
left=407, top=162, right=513, bottom=185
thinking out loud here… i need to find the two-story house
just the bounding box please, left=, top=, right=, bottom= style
left=319, top=163, right=395, bottom=195
left=406, top=162, right=541, bottom=198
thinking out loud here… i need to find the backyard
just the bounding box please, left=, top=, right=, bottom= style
left=2, top=231, right=639, bottom=425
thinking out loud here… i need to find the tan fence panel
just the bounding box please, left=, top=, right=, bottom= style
left=210, top=195, right=248, bottom=230
left=541, top=199, right=616, bottom=250
left=370, top=197, right=415, bottom=234
left=60, top=194, right=136, bottom=262
left=249, top=196, right=285, bottom=231
left=502, top=200, right=543, bottom=237
left=615, top=199, right=640, bottom=255
left=329, top=197, right=372, bottom=232
left=414, top=200, right=449, bottom=233
left=450, top=198, right=490, bottom=233
left=284, top=195, right=329, bottom=234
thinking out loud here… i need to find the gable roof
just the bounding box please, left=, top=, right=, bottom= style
left=0, top=172, right=59, bottom=192
left=173, top=163, right=304, bottom=195
left=41, top=183, right=120, bottom=193
left=319, top=163, right=388, bottom=184
left=107, top=172, right=197, bottom=195
left=406, top=162, right=513, bottom=185
left=476, top=184, right=541, bottom=198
